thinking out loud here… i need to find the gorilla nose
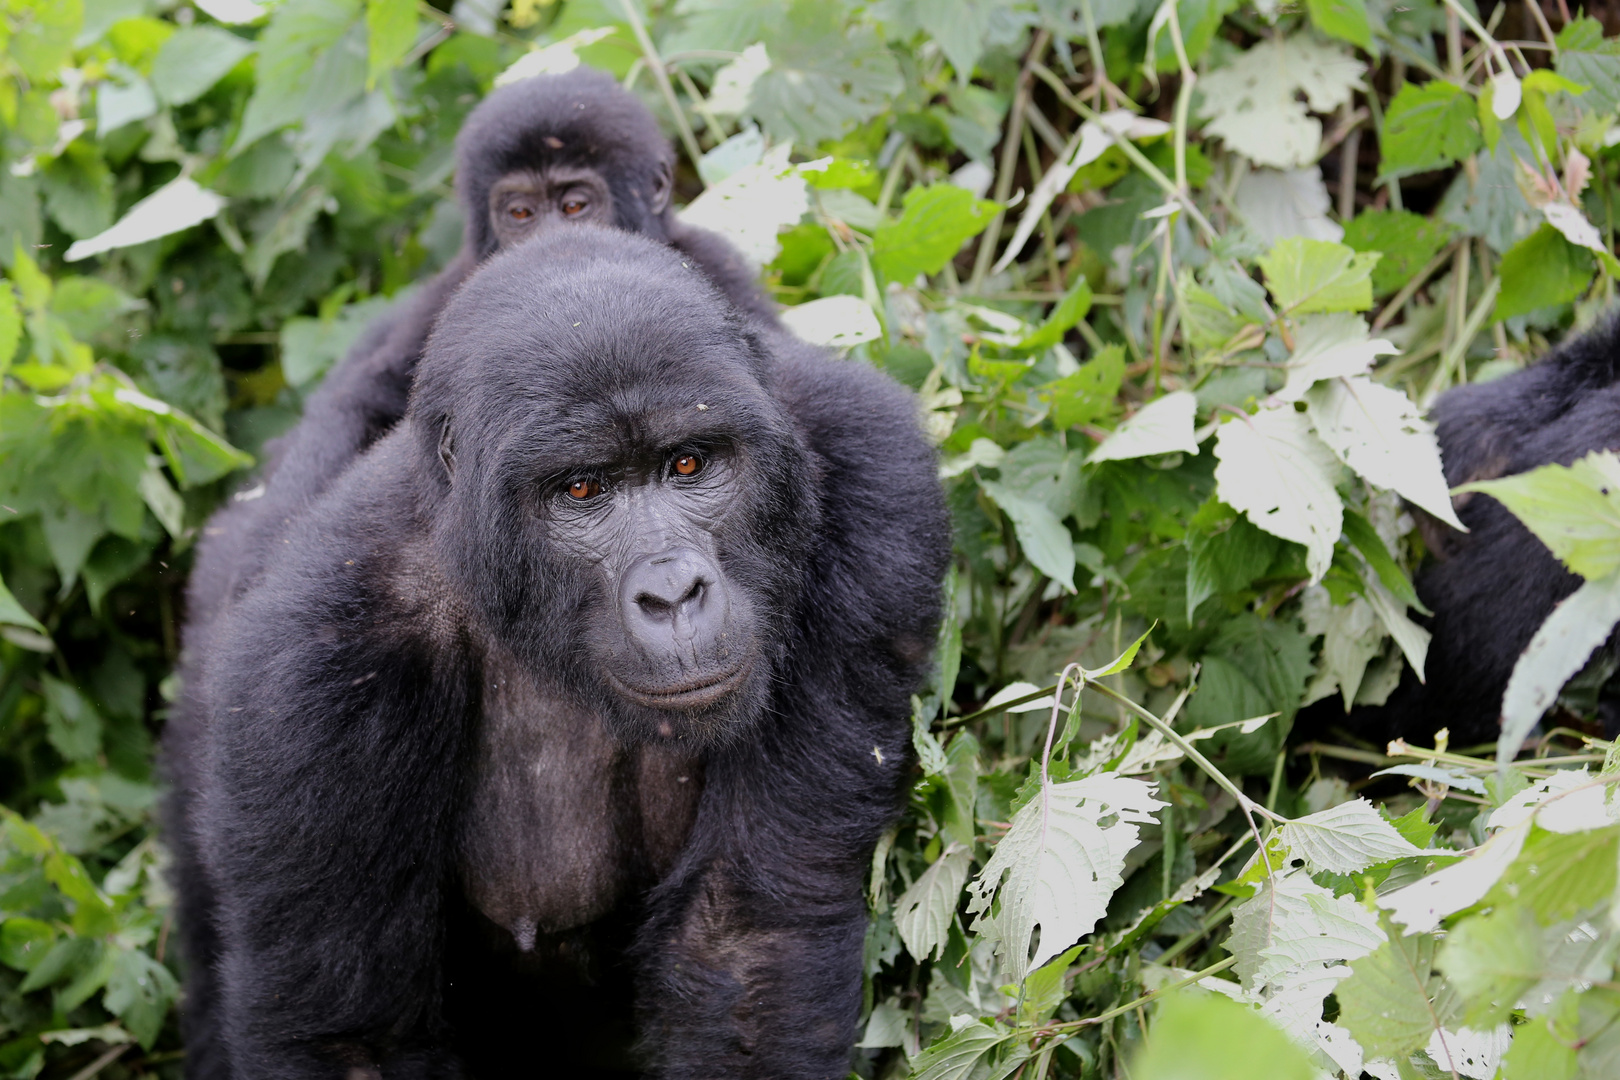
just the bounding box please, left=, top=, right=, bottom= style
left=622, top=549, right=728, bottom=650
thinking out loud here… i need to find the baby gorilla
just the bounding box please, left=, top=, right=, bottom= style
left=174, top=228, right=950, bottom=1080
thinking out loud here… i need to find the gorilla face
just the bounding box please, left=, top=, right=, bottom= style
left=487, top=161, right=671, bottom=249
left=416, top=228, right=817, bottom=745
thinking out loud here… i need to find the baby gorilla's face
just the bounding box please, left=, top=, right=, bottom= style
left=532, top=435, right=780, bottom=745
left=487, top=164, right=619, bottom=248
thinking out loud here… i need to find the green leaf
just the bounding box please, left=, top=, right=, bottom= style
left=1018, top=277, right=1091, bottom=351
left=1437, top=903, right=1545, bottom=1026
left=1342, top=509, right=1425, bottom=613
left=1493, top=223, right=1595, bottom=322
left=979, top=480, right=1076, bottom=592
left=1039, top=344, right=1123, bottom=430
left=0, top=920, right=56, bottom=973
left=9, top=0, right=82, bottom=83
left=1501, top=989, right=1579, bottom=1080
left=1457, top=451, right=1620, bottom=580
left=1258, top=237, right=1378, bottom=314
left=0, top=283, right=18, bottom=374
left=1307, top=0, right=1372, bottom=50
left=236, top=0, right=364, bottom=152
left=1498, top=574, right=1620, bottom=763
left=41, top=144, right=115, bottom=241
left=1085, top=626, right=1152, bottom=678
left=1186, top=500, right=1281, bottom=618
left=150, top=26, right=256, bottom=106
left=41, top=676, right=103, bottom=764
left=1556, top=16, right=1620, bottom=112
left=1213, top=406, right=1344, bottom=582
left=1482, top=824, right=1620, bottom=926
left=893, top=844, right=971, bottom=962
left=1378, top=81, right=1483, bottom=180
left=1341, top=210, right=1454, bottom=297
left=871, top=184, right=997, bottom=283
left=18, top=937, right=96, bottom=995
left=912, top=1020, right=1014, bottom=1080
left=102, top=949, right=178, bottom=1049
left=1274, top=797, right=1423, bottom=874
left=1337, top=923, right=1462, bottom=1058
left=743, top=1, right=904, bottom=145
left=0, top=573, right=47, bottom=637
left=366, top=0, right=417, bottom=89
left=1133, top=991, right=1317, bottom=1080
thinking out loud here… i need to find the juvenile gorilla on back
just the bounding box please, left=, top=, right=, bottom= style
left=180, top=228, right=950, bottom=1079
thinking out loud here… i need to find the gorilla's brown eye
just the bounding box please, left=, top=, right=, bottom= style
left=673, top=454, right=703, bottom=477
left=508, top=205, right=534, bottom=221
left=561, top=196, right=588, bottom=216
left=567, top=479, right=600, bottom=499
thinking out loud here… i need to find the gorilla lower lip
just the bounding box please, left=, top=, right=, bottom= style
left=612, top=664, right=748, bottom=710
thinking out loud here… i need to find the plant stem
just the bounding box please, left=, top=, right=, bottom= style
left=616, top=0, right=706, bottom=182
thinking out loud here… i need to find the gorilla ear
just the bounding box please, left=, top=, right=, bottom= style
left=438, top=420, right=456, bottom=478
left=650, top=160, right=673, bottom=214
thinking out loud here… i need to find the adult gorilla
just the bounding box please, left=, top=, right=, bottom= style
left=175, top=228, right=950, bottom=1079
left=185, top=65, right=771, bottom=629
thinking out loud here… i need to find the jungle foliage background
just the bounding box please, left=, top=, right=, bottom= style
left=3, top=0, right=1620, bottom=1077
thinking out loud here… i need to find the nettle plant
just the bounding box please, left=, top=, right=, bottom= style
left=1, top=0, right=1620, bottom=1077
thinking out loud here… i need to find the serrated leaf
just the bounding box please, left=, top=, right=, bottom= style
left=1498, top=573, right=1620, bottom=764
left=63, top=178, right=227, bottom=263
left=1040, top=344, right=1123, bottom=430
left=779, top=295, right=882, bottom=348
left=1457, top=451, right=1620, bottom=580
left=1300, top=586, right=1383, bottom=709
left=1133, top=989, right=1319, bottom=1080
left=1556, top=16, right=1620, bottom=112
left=743, top=2, right=903, bottom=145
left=1377, top=823, right=1527, bottom=934
left=235, top=0, right=362, bottom=152
left=1019, top=277, right=1091, bottom=351
left=1275, top=314, right=1397, bottom=403
left=980, top=480, right=1076, bottom=592
left=965, top=775, right=1164, bottom=982
left=1197, top=35, right=1363, bottom=169
left=894, top=845, right=972, bottom=962
left=1337, top=926, right=1462, bottom=1058
left=365, top=0, right=416, bottom=89
left=1379, top=81, right=1483, bottom=180
left=1085, top=627, right=1153, bottom=678
left=1088, top=390, right=1199, bottom=463
left=1307, top=0, right=1371, bottom=50
left=1342, top=509, right=1426, bottom=613
left=1259, top=238, right=1378, bottom=314
left=872, top=184, right=997, bottom=283
left=150, top=26, right=255, bottom=106
left=912, top=1020, right=1014, bottom=1080
left=1482, top=823, right=1620, bottom=925
left=1214, top=407, right=1343, bottom=583
left=1493, top=223, right=1595, bottom=322
left=1305, top=375, right=1463, bottom=529
left=1276, top=798, right=1424, bottom=875
left=1226, top=869, right=1385, bottom=993
left=1342, top=210, right=1455, bottom=297
left=679, top=144, right=810, bottom=268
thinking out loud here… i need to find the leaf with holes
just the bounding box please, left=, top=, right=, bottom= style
left=1213, top=408, right=1343, bottom=583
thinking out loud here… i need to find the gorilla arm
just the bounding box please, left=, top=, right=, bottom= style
left=636, top=345, right=951, bottom=1079
left=197, top=440, right=475, bottom=1080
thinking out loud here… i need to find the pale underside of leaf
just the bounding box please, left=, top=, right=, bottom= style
left=1087, top=390, right=1200, bottom=463
left=1276, top=797, right=1424, bottom=875
left=64, top=179, right=227, bottom=263
left=677, top=143, right=808, bottom=267
left=1305, top=376, right=1465, bottom=530
left=895, top=845, right=973, bottom=962
left=1276, top=314, right=1397, bottom=403
left=1213, top=407, right=1344, bottom=583
left=1498, top=572, right=1620, bottom=763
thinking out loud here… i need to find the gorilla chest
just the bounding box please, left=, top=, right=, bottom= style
left=458, top=677, right=702, bottom=950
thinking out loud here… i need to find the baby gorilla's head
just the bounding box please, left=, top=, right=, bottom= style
left=413, top=228, right=817, bottom=744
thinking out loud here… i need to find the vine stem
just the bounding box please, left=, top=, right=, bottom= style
left=616, top=0, right=706, bottom=181
left=1036, top=955, right=1239, bottom=1033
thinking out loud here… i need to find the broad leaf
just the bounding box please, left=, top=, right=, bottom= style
left=1498, top=574, right=1620, bottom=764
left=965, top=775, right=1164, bottom=981
left=1133, top=990, right=1319, bottom=1080
left=235, top=0, right=362, bottom=152
left=1307, top=0, right=1372, bottom=50
left=1342, top=210, right=1455, bottom=296
left=63, top=179, right=227, bottom=263
left=1337, top=926, right=1463, bottom=1058
left=779, top=295, right=882, bottom=348
left=365, top=0, right=417, bottom=89
left=1213, top=407, right=1343, bottom=583
left=1456, top=450, right=1620, bottom=580
left=872, top=184, right=997, bottom=283
left=150, top=26, right=255, bottom=106
left=979, top=480, right=1076, bottom=591
left=1275, top=798, right=1424, bottom=875
left=1041, top=344, right=1124, bottom=430
left=1379, top=81, right=1483, bottom=180
left=1226, top=869, right=1385, bottom=994
left=1275, top=314, right=1397, bottom=402
left=1493, top=224, right=1595, bottom=322
left=1088, top=390, right=1199, bottom=463
left=679, top=144, right=810, bottom=268
left=1305, top=375, right=1464, bottom=529
left=894, top=844, right=972, bottom=962
left=1197, top=35, right=1362, bottom=169
left=1259, top=238, right=1378, bottom=314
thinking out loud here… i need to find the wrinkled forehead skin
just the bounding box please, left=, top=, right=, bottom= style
left=412, top=227, right=794, bottom=502
left=454, top=67, right=675, bottom=257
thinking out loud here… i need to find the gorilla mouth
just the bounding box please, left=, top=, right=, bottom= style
left=610, top=662, right=750, bottom=711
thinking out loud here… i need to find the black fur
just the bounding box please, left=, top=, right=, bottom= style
left=1347, top=315, right=1620, bottom=745
left=170, top=228, right=950, bottom=1079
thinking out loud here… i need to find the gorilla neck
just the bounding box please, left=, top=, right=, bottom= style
left=458, top=636, right=702, bottom=952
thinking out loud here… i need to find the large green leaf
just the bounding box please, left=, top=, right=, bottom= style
left=150, top=26, right=255, bottom=106
left=871, top=184, right=997, bottom=283
left=1378, top=81, right=1483, bottom=180
left=235, top=0, right=364, bottom=152
left=1493, top=224, right=1595, bottom=322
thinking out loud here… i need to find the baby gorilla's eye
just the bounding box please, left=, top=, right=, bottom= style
left=567, top=479, right=601, bottom=500
left=673, top=454, right=704, bottom=477
left=508, top=205, right=535, bottom=221
left=561, top=196, right=589, bottom=217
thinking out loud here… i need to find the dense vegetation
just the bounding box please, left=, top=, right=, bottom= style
left=2, top=0, right=1619, bottom=1077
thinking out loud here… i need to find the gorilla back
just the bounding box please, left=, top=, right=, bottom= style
left=176, top=228, right=951, bottom=1079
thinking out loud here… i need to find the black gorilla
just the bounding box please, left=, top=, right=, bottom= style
left=185, top=65, right=773, bottom=630
left=171, top=227, right=950, bottom=1079
left=1347, top=315, right=1620, bottom=746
